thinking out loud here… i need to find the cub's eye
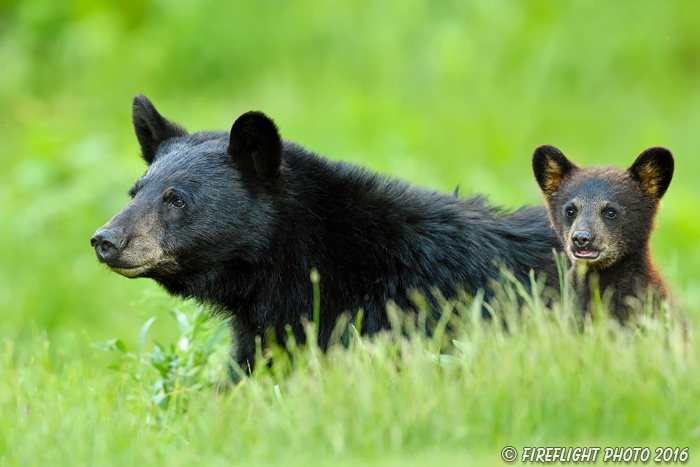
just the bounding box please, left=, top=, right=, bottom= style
left=565, top=207, right=576, bottom=218
left=171, top=198, right=186, bottom=208
left=604, top=208, right=617, bottom=219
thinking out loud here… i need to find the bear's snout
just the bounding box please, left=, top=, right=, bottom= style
left=572, top=230, right=593, bottom=249
left=91, top=229, right=123, bottom=262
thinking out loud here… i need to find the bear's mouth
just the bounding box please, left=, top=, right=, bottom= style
left=573, top=250, right=600, bottom=260
left=102, top=255, right=180, bottom=278
left=106, top=263, right=152, bottom=278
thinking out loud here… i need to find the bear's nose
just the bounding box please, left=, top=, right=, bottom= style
left=572, top=231, right=593, bottom=249
left=91, top=229, right=123, bottom=260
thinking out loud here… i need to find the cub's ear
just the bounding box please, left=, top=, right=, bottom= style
left=532, top=145, right=578, bottom=196
left=628, top=147, right=674, bottom=200
left=227, top=111, right=283, bottom=180
left=132, top=94, right=188, bottom=165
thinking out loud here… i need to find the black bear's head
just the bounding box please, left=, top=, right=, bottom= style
left=532, top=144, right=674, bottom=270
left=91, top=95, right=283, bottom=292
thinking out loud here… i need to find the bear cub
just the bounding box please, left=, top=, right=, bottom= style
left=532, top=144, right=674, bottom=321
left=92, top=94, right=560, bottom=378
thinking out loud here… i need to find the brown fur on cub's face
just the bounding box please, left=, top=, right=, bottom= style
left=532, top=145, right=674, bottom=320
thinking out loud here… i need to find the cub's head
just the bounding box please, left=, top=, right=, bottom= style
left=91, top=95, right=283, bottom=287
left=532, top=145, right=673, bottom=270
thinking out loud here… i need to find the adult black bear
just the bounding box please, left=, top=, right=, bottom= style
left=92, top=95, right=559, bottom=376
left=532, top=144, right=674, bottom=321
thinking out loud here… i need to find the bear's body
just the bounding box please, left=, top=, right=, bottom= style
left=532, top=145, right=674, bottom=321
left=92, top=95, right=560, bottom=376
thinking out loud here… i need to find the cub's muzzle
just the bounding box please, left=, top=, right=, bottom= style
left=572, top=230, right=593, bottom=249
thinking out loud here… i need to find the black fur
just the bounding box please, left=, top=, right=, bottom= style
left=93, top=95, right=560, bottom=377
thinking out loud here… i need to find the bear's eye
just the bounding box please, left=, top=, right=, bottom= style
left=604, top=208, right=617, bottom=219
left=171, top=198, right=186, bottom=208
left=565, top=207, right=576, bottom=218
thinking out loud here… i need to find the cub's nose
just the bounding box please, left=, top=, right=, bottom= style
left=572, top=231, right=593, bottom=249
left=91, top=229, right=123, bottom=261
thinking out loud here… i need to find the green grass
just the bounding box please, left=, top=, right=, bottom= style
left=2, top=1, right=700, bottom=464
left=2, top=291, right=697, bottom=465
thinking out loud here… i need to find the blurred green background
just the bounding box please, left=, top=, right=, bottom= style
left=1, top=0, right=698, bottom=348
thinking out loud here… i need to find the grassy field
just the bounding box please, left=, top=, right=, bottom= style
left=1, top=1, right=699, bottom=464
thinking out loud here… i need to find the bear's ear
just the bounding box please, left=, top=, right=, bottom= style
left=628, top=146, right=674, bottom=200
left=227, top=111, right=282, bottom=180
left=532, top=145, right=578, bottom=197
left=132, top=94, right=188, bottom=165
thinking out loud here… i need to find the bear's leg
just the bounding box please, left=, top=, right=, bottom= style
left=228, top=318, right=257, bottom=382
